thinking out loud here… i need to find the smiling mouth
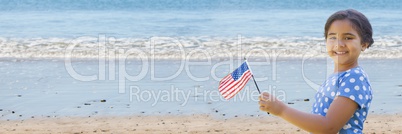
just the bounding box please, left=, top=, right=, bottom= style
left=334, top=51, right=348, bottom=55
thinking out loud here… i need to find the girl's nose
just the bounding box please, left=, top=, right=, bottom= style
left=336, top=39, right=346, bottom=47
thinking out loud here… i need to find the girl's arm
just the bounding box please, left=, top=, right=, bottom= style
left=259, top=92, right=358, bottom=134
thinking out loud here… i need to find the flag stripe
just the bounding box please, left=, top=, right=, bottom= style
left=219, top=70, right=248, bottom=94
left=224, top=72, right=252, bottom=99
left=218, top=62, right=253, bottom=100
left=222, top=71, right=251, bottom=99
left=218, top=75, right=232, bottom=91
left=220, top=71, right=251, bottom=97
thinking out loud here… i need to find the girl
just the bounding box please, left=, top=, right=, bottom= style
left=258, top=9, right=374, bottom=134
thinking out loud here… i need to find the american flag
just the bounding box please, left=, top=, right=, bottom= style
left=218, top=62, right=252, bottom=100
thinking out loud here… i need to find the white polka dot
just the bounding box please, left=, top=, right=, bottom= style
left=350, top=95, right=355, bottom=100
left=324, top=108, right=328, bottom=113
left=354, top=129, right=358, bottom=133
left=318, top=98, right=321, bottom=102
left=350, top=78, right=355, bottom=83
left=359, top=94, right=363, bottom=100
left=344, top=88, right=350, bottom=93
left=341, top=82, right=345, bottom=86
left=362, top=104, right=366, bottom=108
left=354, top=120, right=359, bottom=125
left=354, top=86, right=360, bottom=90
left=327, top=87, right=330, bottom=91
left=325, top=97, right=328, bottom=102
left=359, top=76, right=364, bottom=81
left=331, top=92, right=335, bottom=97
left=363, top=85, right=367, bottom=91
left=314, top=103, right=317, bottom=107
left=368, top=102, right=371, bottom=107
left=336, top=92, right=340, bottom=96
left=332, top=81, right=336, bottom=86
left=316, top=94, right=319, bottom=98
left=363, top=111, right=366, bottom=116
left=355, top=112, right=360, bottom=117
left=345, top=73, right=350, bottom=77
left=354, top=70, right=360, bottom=74
left=320, top=103, right=323, bottom=107
left=343, top=123, right=351, bottom=129
left=315, top=108, right=318, bottom=112
left=365, top=95, right=369, bottom=100
left=346, top=69, right=351, bottom=72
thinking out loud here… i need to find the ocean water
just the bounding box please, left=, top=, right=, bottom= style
left=1, top=0, right=402, bottom=59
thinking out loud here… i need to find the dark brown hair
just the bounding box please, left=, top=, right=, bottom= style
left=324, top=9, right=374, bottom=48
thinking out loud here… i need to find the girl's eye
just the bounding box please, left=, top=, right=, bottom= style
left=345, top=37, right=353, bottom=40
left=329, top=37, right=336, bottom=40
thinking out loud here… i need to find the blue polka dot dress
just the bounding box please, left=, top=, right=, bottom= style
left=312, top=66, right=373, bottom=134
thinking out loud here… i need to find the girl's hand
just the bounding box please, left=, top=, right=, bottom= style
left=258, top=92, right=287, bottom=116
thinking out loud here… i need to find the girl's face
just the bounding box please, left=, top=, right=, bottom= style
left=326, top=19, right=368, bottom=68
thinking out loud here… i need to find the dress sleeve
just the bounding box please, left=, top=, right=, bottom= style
left=336, top=71, right=371, bottom=109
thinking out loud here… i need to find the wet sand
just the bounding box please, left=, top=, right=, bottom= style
left=1, top=114, right=401, bottom=134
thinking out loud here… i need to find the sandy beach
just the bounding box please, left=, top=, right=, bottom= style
left=0, top=114, right=401, bottom=133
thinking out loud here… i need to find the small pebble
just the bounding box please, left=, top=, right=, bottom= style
left=12, top=111, right=15, bottom=114
left=100, top=99, right=106, bottom=102
left=288, top=102, right=295, bottom=104
left=304, top=99, right=310, bottom=101
left=215, top=110, right=219, bottom=113
left=84, top=103, right=91, bottom=105
left=17, top=95, right=22, bottom=97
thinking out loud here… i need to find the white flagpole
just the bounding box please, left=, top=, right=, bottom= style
left=244, top=58, right=261, bottom=94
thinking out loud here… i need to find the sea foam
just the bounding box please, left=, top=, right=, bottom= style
left=1, top=36, right=401, bottom=60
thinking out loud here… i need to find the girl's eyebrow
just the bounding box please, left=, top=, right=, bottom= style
left=327, top=33, right=356, bottom=36
left=328, top=33, right=337, bottom=36
left=343, top=33, right=356, bottom=36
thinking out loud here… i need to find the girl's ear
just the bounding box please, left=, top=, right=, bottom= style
left=361, top=43, right=368, bottom=51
